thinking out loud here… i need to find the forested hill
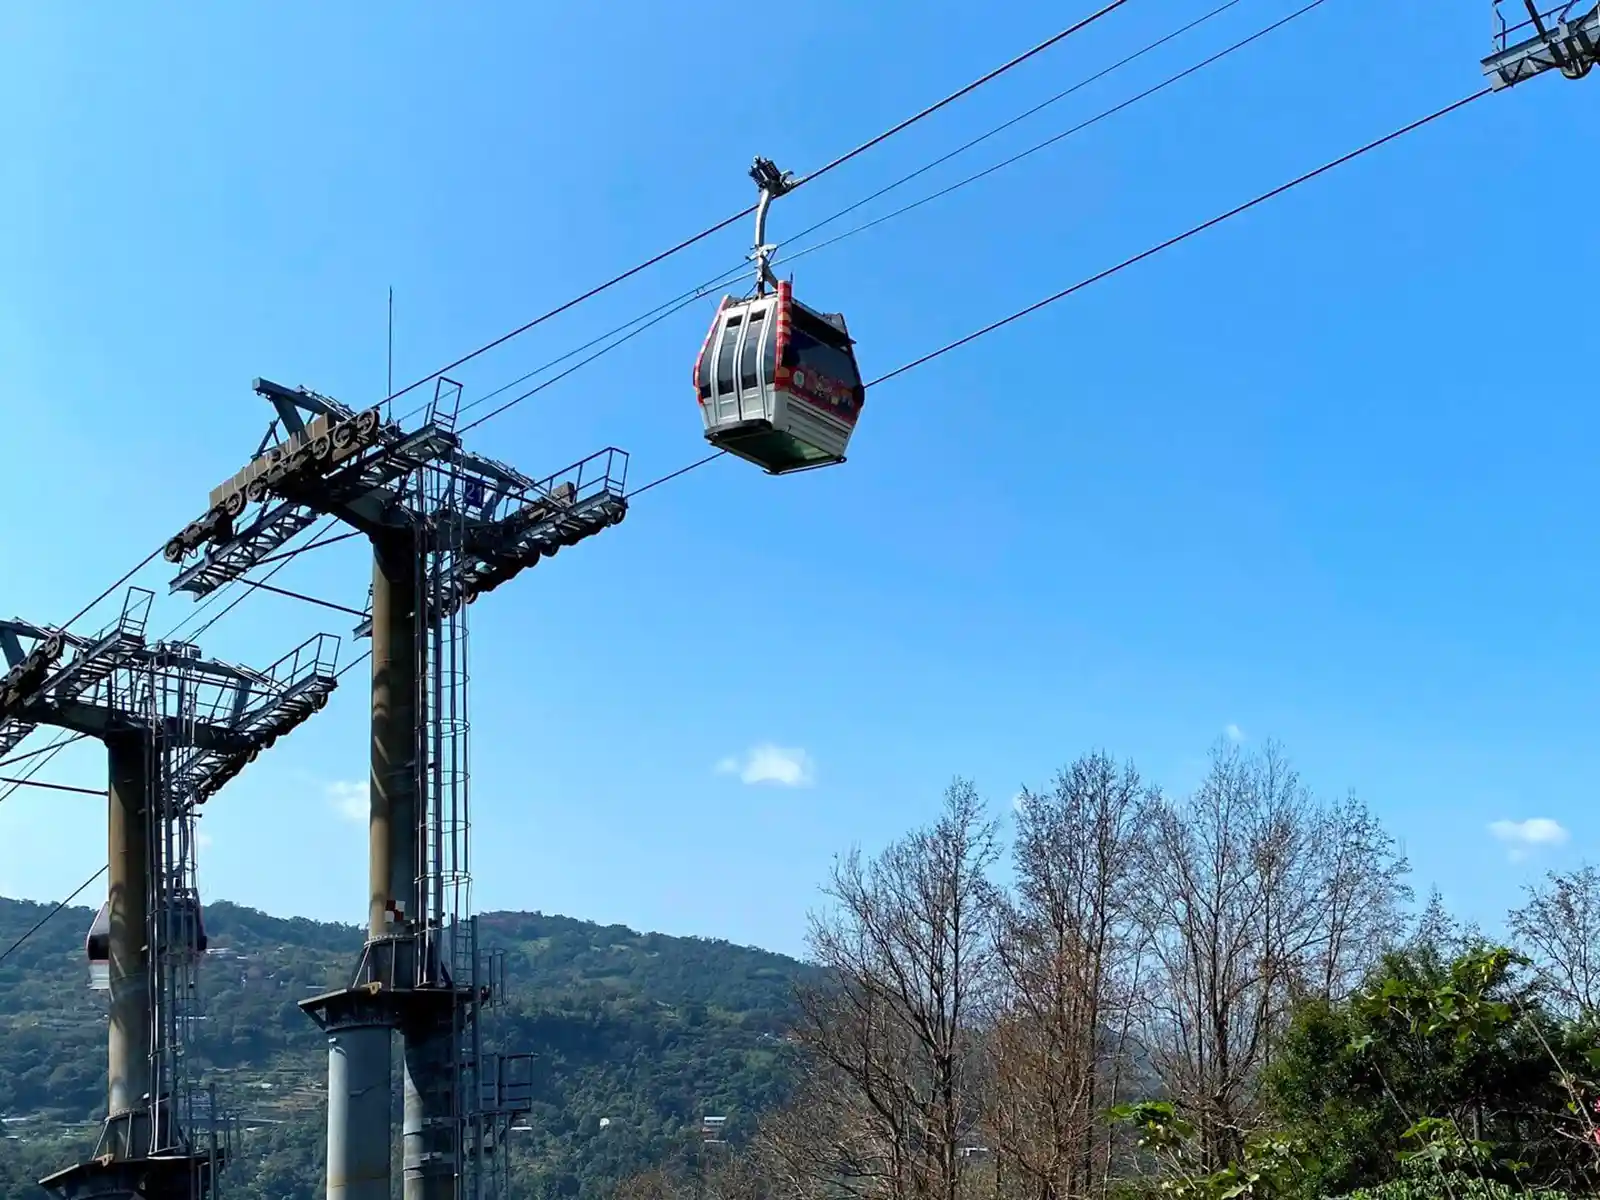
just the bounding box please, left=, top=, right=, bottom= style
left=0, top=896, right=809, bottom=1200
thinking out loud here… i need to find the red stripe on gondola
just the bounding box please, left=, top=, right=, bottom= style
left=773, top=282, right=792, bottom=387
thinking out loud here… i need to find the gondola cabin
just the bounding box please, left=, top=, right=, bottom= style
left=85, top=895, right=209, bottom=990
left=695, top=281, right=865, bottom=474
left=160, top=893, right=209, bottom=964
left=86, top=902, right=110, bottom=990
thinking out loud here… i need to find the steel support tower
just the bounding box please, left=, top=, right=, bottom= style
left=1483, top=0, right=1600, bottom=87
left=165, top=377, right=627, bottom=1200
left=0, top=588, right=340, bottom=1200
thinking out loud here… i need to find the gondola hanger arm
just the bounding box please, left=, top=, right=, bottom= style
left=749, top=157, right=795, bottom=296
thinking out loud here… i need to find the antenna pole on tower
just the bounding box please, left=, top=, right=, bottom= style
left=387, top=288, right=395, bottom=416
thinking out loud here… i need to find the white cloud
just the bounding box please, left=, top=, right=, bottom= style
left=196, top=828, right=213, bottom=851
left=715, top=744, right=815, bottom=788
left=1489, top=817, right=1569, bottom=863
left=1224, top=723, right=1245, bottom=743
left=1011, top=790, right=1028, bottom=814
left=325, top=780, right=368, bottom=823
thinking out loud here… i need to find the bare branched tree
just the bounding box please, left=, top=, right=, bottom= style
left=617, top=1167, right=684, bottom=1200
left=777, top=780, right=1001, bottom=1200
left=1138, top=744, right=1282, bottom=1168
left=988, top=752, right=1151, bottom=1200
left=1510, top=864, right=1600, bottom=1019
left=759, top=1057, right=913, bottom=1200
left=1310, top=791, right=1413, bottom=1000
left=1136, top=742, right=1407, bottom=1168
left=703, top=1145, right=775, bottom=1200
left=1409, top=888, right=1470, bottom=957
left=618, top=1146, right=773, bottom=1200
left=756, top=743, right=1407, bottom=1200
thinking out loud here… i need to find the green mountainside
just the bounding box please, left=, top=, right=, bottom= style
left=0, top=896, right=808, bottom=1199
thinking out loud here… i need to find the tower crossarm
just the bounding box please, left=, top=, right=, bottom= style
left=50, top=629, right=144, bottom=703
left=254, top=376, right=357, bottom=431
left=0, top=592, right=341, bottom=776
left=1484, top=0, right=1600, bottom=87
left=350, top=446, right=629, bottom=638
left=0, top=603, right=150, bottom=746
left=0, top=622, right=68, bottom=726
left=171, top=418, right=461, bottom=597
left=442, top=445, right=538, bottom=519
left=464, top=444, right=629, bottom=570
left=0, top=720, right=37, bottom=758
left=20, top=701, right=247, bottom=753
left=308, top=426, right=460, bottom=521
left=171, top=499, right=322, bottom=598
left=171, top=632, right=341, bottom=805
left=0, top=615, right=93, bottom=754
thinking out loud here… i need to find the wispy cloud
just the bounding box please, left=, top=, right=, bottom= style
left=715, top=744, right=815, bottom=788
left=196, top=828, right=213, bottom=851
left=326, top=780, right=368, bottom=823
left=1011, top=790, right=1029, bottom=814
left=1224, top=723, right=1245, bottom=744
left=1489, top=817, right=1569, bottom=863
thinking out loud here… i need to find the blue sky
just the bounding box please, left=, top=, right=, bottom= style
left=2, top=2, right=1597, bottom=958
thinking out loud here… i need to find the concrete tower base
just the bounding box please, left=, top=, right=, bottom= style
left=39, top=1149, right=220, bottom=1200
left=301, top=980, right=396, bottom=1200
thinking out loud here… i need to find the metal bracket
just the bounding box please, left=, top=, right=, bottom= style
left=1484, top=1, right=1600, bottom=88
left=749, top=156, right=795, bottom=296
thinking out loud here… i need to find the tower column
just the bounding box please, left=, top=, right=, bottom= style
left=42, top=734, right=196, bottom=1200
left=403, top=1013, right=460, bottom=1200
left=304, top=532, right=428, bottom=1200
left=371, top=530, right=419, bottom=942
left=326, top=1022, right=393, bottom=1200
left=105, top=732, right=151, bottom=1155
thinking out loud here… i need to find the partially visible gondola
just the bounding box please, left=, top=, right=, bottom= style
left=86, top=892, right=208, bottom=991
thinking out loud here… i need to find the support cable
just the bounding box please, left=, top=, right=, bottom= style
left=250, top=527, right=363, bottom=569
left=779, top=0, right=1244, bottom=248
left=457, top=287, right=724, bottom=435
left=451, top=0, right=1330, bottom=439
left=402, top=0, right=1233, bottom=436
left=58, top=546, right=162, bottom=632
left=0, top=731, right=78, bottom=807
left=0, top=733, right=88, bottom=770
left=625, top=451, right=729, bottom=499
left=0, top=865, right=107, bottom=969
left=869, top=88, right=1488, bottom=386
left=404, top=0, right=1242, bottom=437
left=223, top=577, right=369, bottom=620
left=376, top=0, right=1136, bottom=411
left=620, top=89, right=1492, bottom=495
left=7, top=87, right=1488, bottom=803
left=406, top=262, right=750, bottom=431
left=337, top=648, right=372, bottom=681
left=0, top=776, right=102, bottom=796
left=789, top=0, right=1136, bottom=190
left=781, top=0, right=1333, bottom=272
left=30, top=0, right=1252, bottom=639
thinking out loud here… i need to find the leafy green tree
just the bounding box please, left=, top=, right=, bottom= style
left=1265, top=944, right=1595, bottom=1197
left=1340, top=1161, right=1575, bottom=1200
left=1110, top=1100, right=1308, bottom=1200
